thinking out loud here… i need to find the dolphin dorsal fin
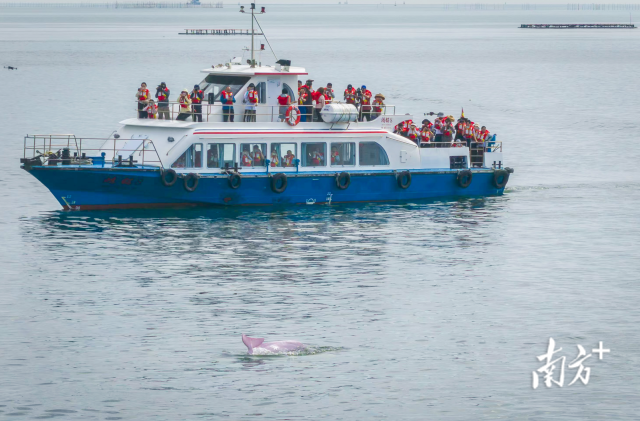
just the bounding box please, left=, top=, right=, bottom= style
left=242, top=334, right=265, bottom=350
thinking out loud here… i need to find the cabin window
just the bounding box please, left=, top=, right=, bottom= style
left=207, top=143, right=236, bottom=168
left=256, top=82, right=267, bottom=104
left=301, top=143, right=326, bottom=167
left=359, top=142, right=389, bottom=166
left=240, top=143, right=267, bottom=167
left=171, top=143, right=202, bottom=168
left=283, top=83, right=296, bottom=103
left=330, top=142, right=356, bottom=166
left=270, top=143, right=297, bottom=168
left=202, top=75, right=251, bottom=103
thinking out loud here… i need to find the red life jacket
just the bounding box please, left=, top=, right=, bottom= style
left=372, top=99, right=383, bottom=113
left=138, top=88, right=149, bottom=101
left=253, top=151, right=264, bottom=164
left=277, top=94, right=289, bottom=105
left=191, top=90, right=203, bottom=104
left=284, top=154, right=294, bottom=166
left=241, top=154, right=252, bottom=166
left=344, top=88, right=356, bottom=104
left=361, top=90, right=372, bottom=105
left=298, top=93, right=307, bottom=105
left=247, top=90, right=258, bottom=104
left=221, top=91, right=234, bottom=105
left=157, top=88, right=168, bottom=101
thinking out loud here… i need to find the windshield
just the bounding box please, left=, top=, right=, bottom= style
left=200, top=75, right=251, bottom=103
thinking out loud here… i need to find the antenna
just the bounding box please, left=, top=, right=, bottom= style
left=240, top=3, right=266, bottom=68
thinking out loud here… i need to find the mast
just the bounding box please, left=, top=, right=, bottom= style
left=240, top=3, right=266, bottom=68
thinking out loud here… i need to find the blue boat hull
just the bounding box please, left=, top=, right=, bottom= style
left=25, top=166, right=508, bottom=210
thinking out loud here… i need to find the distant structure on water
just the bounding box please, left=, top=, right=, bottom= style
left=0, top=2, right=224, bottom=7
left=520, top=23, right=636, bottom=29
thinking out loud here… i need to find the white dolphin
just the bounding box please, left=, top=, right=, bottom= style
left=242, top=334, right=306, bottom=355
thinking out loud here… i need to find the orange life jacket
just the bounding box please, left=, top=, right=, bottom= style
left=247, top=90, right=258, bottom=104
left=138, top=88, right=149, bottom=101
left=241, top=154, right=252, bottom=166
left=221, top=90, right=234, bottom=104
left=284, top=154, right=294, bottom=167
left=270, top=155, right=279, bottom=167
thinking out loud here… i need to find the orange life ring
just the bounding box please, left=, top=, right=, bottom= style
left=285, top=105, right=301, bottom=126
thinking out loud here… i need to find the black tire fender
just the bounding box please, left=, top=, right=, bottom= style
left=228, top=173, right=241, bottom=189
left=161, top=168, right=178, bottom=187
left=270, top=173, right=287, bottom=194
left=335, top=172, right=351, bottom=190
left=492, top=169, right=510, bottom=189
left=457, top=169, right=473, bottom=188
left=397, top=171, right=411, bottom=189
left=183, top=172, right=200, bottom=192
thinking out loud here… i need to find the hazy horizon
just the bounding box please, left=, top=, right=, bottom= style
left=3, top=0, right=640, bottom=4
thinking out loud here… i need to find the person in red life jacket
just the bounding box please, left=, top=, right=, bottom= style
left=220, top=85, right=235, bottom=122
left=359, top=85, right=373, bottom=121
left=298, top=86, right=310, bottom=123
left=277, top=88, right=291, bottom=122
left=297, top=80, right=303, bottom=93
left=433, top=113, right=445, bottom=147
left=344, top=84, right=356, bottom=105
left=241, top=150, right=252, bottom=167
left=243, top=83, right=259, bottom=122
left=442, top=116, right=455, bottom=146
left=455, top=118, right=466, bottom=143
left=252, top=145, right=265, bottom=166
left=371, top=93, right=385, bottom=120
left=463, top=120, right=477, bottom=147
left=283, top=150, right=295, bottom=167
left=420, top=119, right=433, bottom=145
left=144, top=99, right=158, bottom=119
left=176, top=89, right=192, bottom=121
left=270, top=150, right=280, bottom=167
left=313, top=87, right=326, bottom=122
left=136, top=82, right=150, bottom=118
left=325, top=83, right=334, bottom=103
left=407, top=122, right=420, bottom=145
left=331, top=146, right=340, bottom=165
left=310, top=147, right=324, bottom=166
left=155, top=82, right=170, bottom=120
left=401, top=119, right=412, bottom=138
left=190, top=84, right=204, bottom=122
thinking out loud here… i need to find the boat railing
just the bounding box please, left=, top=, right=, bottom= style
left=418, top=141, right=502, bottom=152
left=23, top=134, right=164, bottom=168
left=135, top=101, right=397, bottom=122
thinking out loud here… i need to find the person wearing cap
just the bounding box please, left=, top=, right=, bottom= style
left=325, top=83, right=335, bottom=103
left=359, top=85, right=373, bottom=121
left=136, top=82, right=150, bottom=119
left=243, top=83, right=259, bottom=122
left=344, top=84, right=356, bottom=105
left=220, top=85, right=236, bottom=122
left=176, top=88, right=192, bottom=121
left=371, top=93, right=385, bottom=120
left=155, top=82, right=170, bottom=120
left=190, top=84, right=204, bottom=122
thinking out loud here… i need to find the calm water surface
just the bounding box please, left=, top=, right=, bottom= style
left=0, top=5, right=639, bottom=420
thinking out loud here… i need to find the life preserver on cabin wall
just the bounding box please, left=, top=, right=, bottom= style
left=285, top=105, right=301, bottom=126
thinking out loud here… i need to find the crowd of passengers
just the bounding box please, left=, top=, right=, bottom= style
left=394, top=113, right=494, bottom=149
left=135, top=80, right=386, bottom=123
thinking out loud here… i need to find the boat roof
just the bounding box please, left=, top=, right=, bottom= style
left=201, top=64, right=308, bottom=77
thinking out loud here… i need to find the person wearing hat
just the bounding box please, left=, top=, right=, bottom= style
left=371, top=93, right=385, bottom=120
left=344, top=84, right=356, bottom=105
left=155, top=82, right=170, bottom=120
left=359, top=85, right=372, bottom=121
left=190, top=84, right=204, bottom=122
left=176, top=88, right=192, bottom=121
left=442, top=116, right=456, bottom=146
left=420, top=119, right=434, bottom=145
left=243, top=83, right=259, bottom=122
left=407, top=121, right=420, bottom=145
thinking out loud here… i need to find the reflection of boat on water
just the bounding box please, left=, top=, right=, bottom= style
left=19, top=4, right=512, bottom=211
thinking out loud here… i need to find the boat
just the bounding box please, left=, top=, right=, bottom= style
left=19, top=4, right=513, bottom=211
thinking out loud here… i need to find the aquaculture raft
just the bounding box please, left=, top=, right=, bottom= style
left=179, top=29, right=263, bottom=35
left=520, top=23, right=636, bottom=29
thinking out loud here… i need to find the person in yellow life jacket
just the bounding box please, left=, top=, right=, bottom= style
left=190, top=84, right=204, bottom=122
left=331, top=146, right=340, bottom=165
left=252, top=145, right=265, bottom=166
left=270, top=150, right=279, bottom=167
left=344, top=84, right=356, bottom=105
left=371, top=93, right=385, bottom=120
left=143, top=99, right=158, bottom=119
left=176, top=89, right=192, bottom=121
left=407, top=122, right=420, bottom=145
left=136, top=82, right=150, bottom=118
left=298, top=86, right=309, bottom=123
left=283, top=150, right=295, bottom=167
left=241, top=150, right=252, bottom=167
left=155, top=82, right=170, bottom=120
left=243, top=83, right=259, bottom=122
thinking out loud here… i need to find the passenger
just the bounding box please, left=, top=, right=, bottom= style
left=297, top=80, right=303, bottom=93
left=331, top=146, right=340, bottom=164
left=371, top=94, right=385, bottom=119
left=310, top=147, right=324, bottom=166
left=480, top=126, right=494, bottom=151
left=136, top=82, right=150, bottom=118
left=270, top=150, right=280, bottom=167
left=314, top=87, right=326, bottom=122
left=464, top=120, right=477, bottom=147
left=407, top=122, right=420, bottom=145
left=401, top=119, right=412, bottom=138
left=325, top=83, right=335, bottom=103
left=277, top=88, right=291, bottom=121
left=355, top=87, right=363, bottom=112
left=144, top=99, right=158, bottom=119
left=442, top=116, right=455, bottom=146
left=420, top=119, right=434, bottom=145
left=190, top=85, right=204, bottom=122
left=252, top=145, right=265, bottom=166
left=455, top=118, right=466, bottom=143
left=221, top=85, right=236, bottom=122
left=241, top=149, right=252, bottom=167
left=176, top=89, right=192, bottom=121
left=303, top=80, right=314, bottom=122
left=359, top=85, right=373, bottom=121
left=283, top=150, right=295, bottom=167
left=155, top=82, right=170, bottom=120
left=243, top=83, right=258, bottom=122
left=208, top=146, right=219, bottom=168
left=433, top=113, right=444, bottom=147
left=344, top=84, right=356, bottom=105
left=298, top=87, right=309, bottom=123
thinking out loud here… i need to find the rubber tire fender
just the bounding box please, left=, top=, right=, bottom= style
left=183, top=173, right=200, bottom=192
left=335, top=172, right=351, bottom=190
left=270, top=173, right=287, bottom=194
left=161, top=168, right=178, bottom=187
left=397, top=171, right=411, bottom=189
left=457, top=169, right=473, bottom=188
left=492, top=169, right=509, bottom=189
left=228, top=173, right=241, bottom=189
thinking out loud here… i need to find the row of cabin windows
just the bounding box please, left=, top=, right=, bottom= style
left=171, top=142, right=390, bottom=169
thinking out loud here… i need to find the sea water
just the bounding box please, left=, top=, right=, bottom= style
left=0, top=5, right=639, bottom=420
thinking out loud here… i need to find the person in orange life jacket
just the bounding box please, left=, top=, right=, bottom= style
left=252, top=144, right=265, bottom=166
left=371, top=93, right=385, bottom=120
left=313, top=87, right=326, bottom=122
left=136, top=82, right=150, bottom=118
left=479, top=125, right=495, bottom=151
left=310, top=147, right=324, bottom=166
left=303, top=79, right=314, bottom=122
left=359, top=85, right=373, bottom=121
left=220, top=85, right=235, bottom=122
left=331, top=146, right=340, bottom=165
left=344, top=84, right=356, bottom=104
left=243, top=83, right=258, bottom=122
left=298, top=86, right=310, bottom=123
left=283, top=150, right=295, bottom=167
left=433, top=112, right=445, bottom=147
left=241, top=150, right=252, bottom=167
left=176, top=89, right=192, bottom=121
left=155, top=82, right=170, bottom=120
left=144, top=99, right=158, bottom=119
left=442, top=116, right=455, bottom=146
left=401, top=119, right=412, bottom=138
left=463, top=119, right=477, bottom=147
left=407, top=122, right=420, bottom=145
left=455, top=118, right=466, bottom=142
left=420, top=120, right=434, bottom=145
left=325, top=83, right=335, bottom=103
left=277, top=88, right=291, bottom=121
left=190, top=85, right=204, bottom=122
left=270, top=150, right=280, bottom=167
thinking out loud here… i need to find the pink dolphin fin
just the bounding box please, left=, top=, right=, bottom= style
left=242, top=334, right=305, bottom=355
left=242, top=334, right=265, bottom=354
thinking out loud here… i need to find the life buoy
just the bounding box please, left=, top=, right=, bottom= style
left=228, top=173, right=241, bottom=189
left=285, top=105, right=301, bottom=126
left=397, top=171, right=411, bottom=189
left=492, top=169, right=509, bottom=189
left=183, top=173, right=200, bottom=192
left=270, top=173, right=287, bottom=193
left=336, top=172, right=351, bottom=190
left=457, top=169, right=472, bottom=188
left=161, top=169, right=178, bottom=187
